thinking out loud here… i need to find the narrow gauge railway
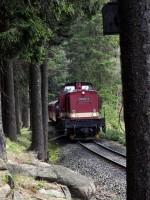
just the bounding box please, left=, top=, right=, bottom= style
left=78, top=141, right=126, bottom=169
left=94, top=140, right=126, bottom=158
left=49, top=134, right=66, bottom=142
left=48, top=124, right=67, bottom=142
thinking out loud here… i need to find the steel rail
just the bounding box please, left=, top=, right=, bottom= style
left=93, top=141, right=126, bottom=158
left=78, top=142, right=126, bottom=169
left=49, top=134, right=66, bottom=142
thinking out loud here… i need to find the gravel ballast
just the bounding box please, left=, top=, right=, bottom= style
left=57, top=140, right=126, bottom=200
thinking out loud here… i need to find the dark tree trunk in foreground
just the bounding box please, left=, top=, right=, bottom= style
left=30, top=64, right=45, bottom=160
left=119, top=1, right=150, bottom=199
left=41, top=52, right=49, bottom=161
left=3, top=60, right=17, bottom=141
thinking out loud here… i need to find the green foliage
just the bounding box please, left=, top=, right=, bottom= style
left=0, top=0, right=104, bottom=61
left=0, top=1, right=51, bottom=61
left=16, top=7, right=53, bottom=62
left=100, top=86, right=125, bottom=144
left=0, top=28, right=21, bottom=53
left=48, top=46, right=69, bottom=100
left=64, top=13, right=119, bottom=90
left=101, top=129, right=125, bottom=144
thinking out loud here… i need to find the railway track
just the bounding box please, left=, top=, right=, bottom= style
left=49, top=134, right=66, bottom=142
left=48, top=124, right=67, bottom=142
left=78, top=141, right=126, bottom=169
left=94, top=140, right=126, bottom=158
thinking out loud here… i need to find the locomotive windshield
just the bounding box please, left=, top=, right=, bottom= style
left=64, top=86, right=75, bottom=93
left=82, top=85, right=93, bottom=90
left=63, top=83, right=94, bottom=93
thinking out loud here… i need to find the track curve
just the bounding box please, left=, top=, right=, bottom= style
left=78, top=141, right=126, bottom=169
left=93, top=140, right=126, bottom=158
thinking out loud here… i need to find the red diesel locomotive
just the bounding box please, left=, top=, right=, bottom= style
left=48, top=82, right=105, bottom=140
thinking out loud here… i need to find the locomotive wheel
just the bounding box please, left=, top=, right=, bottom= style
left=96, top=132, right=100, bottom=139
left=69, top=134, right=75, bottom=140
left=99, top=125, right=105, bottom=133
left=102, top=125, right=106, bottom=133
left=67, top=128, right=76, bottom=140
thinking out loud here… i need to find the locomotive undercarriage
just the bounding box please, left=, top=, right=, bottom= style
left=55, top=117, right=106, bottom=140
left=69, top=127, right=98, bottom=140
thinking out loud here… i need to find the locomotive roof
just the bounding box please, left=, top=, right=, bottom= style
left=64, top=82, right=93, bottom=86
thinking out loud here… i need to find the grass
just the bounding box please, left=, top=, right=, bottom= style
left=13, top=175, right=46, bottom=190
left=6, top=128, right=31, bottom=154
left=6, top=128, right=59, bottom=164
left=48, top=142, right=59, bottom=163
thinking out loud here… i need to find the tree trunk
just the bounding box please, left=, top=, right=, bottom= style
left=0, top=73, right=7, bottom=160
left=14, top=79, right=21, bottom=134
left=30, top=64, right=45, bottom=160
left=41, top=52, right=49, bottom=161
left=1, top=67, right=7, bottom=137
left=22, top=91, right=30, bottom=128
left=20, top=64, right=30, bottom=128
left=2, top=60, right=17, bottom=141
left=119, top=1, right=150, bottom=199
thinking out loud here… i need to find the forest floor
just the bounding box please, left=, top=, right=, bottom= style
left=5, top=128, right=126, bottom=200
left=5, top=129, right=72, bottom=200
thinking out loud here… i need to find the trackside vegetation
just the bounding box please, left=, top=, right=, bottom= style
left=6, top=129, right=59, bottom=163
left=100, top=87, right=125, bottom=144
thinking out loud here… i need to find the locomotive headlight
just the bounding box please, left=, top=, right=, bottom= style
left=93, top=109, right=97, bottom=117
left=82, top=91, right=85, bottom=95
left=71, top=110, right=76, bottom=118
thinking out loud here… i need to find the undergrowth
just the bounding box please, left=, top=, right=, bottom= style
left=6, top=128, right=31, bottom=153
left=6, top=128, right=59, bottom=163
left=48, top=142, right=59, bottom=163
left=100, top=85, right=126, bottom=145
